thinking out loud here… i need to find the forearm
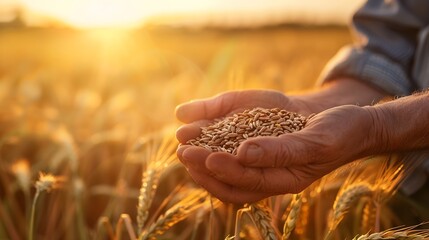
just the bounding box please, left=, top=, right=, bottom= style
left=365, top=90, right=429, bottom=154
left=291, top=78, right=389, bottom=113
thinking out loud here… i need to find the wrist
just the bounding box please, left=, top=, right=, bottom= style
left=339, top=105, right=388, bottom=162
left=361, top=106, right=391, bottom=156
left=290, top=78, right=389, bottom=113
left=364, top=93, right=429, bottom=153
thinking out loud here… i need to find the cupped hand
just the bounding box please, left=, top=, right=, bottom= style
left=175, top=89, right=315, bottom=144
left=178, top=104, right=376, bottom=204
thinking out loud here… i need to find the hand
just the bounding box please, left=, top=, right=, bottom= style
left=178, top=105, right=375, bottom=204
left=175, top=89, right=317, bottom=144
left=176, top=79, right=387, bottom=144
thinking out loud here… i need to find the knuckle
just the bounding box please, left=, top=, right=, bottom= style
left=237, top=168, right=263, bottom=192
left=274, top=137, right=298, bottom=166
left=273, top=144, right=288, bottom=167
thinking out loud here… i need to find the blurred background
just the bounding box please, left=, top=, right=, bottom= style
left=10, top=1, right=429, bottom=240
left=0, top=0, right=366, bottom=127
left=1, top=0, right=365, bottom=28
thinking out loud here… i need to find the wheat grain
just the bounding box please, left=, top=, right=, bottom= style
left=187, top=107, right=307, bottom=154
left=187, top=108, right=308, bottom=239
left=282, top=193, right=303, bottom=240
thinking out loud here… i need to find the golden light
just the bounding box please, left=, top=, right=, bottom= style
left=15, top=0, right=365, bottom=29
left=19, top=0, right=151, bottom=28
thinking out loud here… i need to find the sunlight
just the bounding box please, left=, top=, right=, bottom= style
left=19, top=0, right=149, bottom=28
left=16, top=0, right=365, bottom=29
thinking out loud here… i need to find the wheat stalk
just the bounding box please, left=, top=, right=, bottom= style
left=115, top=214, right=137, bottom=240
left=96, top=216, right=115, bottom=240
left=248, top=200, right=280, bottom=240
left=352, top=224, right=429, bottom=239
left=29, top=172, right=63, bottom=240
left=361, top=199, right=376, bottom=233
left=282, top=193, right=303, bottom=240
left=139, top=189, right=211, bottom=240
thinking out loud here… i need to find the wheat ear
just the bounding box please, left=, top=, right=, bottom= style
left=137, top=169, right=160, bottom=233
left=282, top=193, right=303, bottom=240
left=248, top=200, right=280, bottom=240
left=137, top=132, right=178, bottom=233
left=352, top=224, right=429, bottom=239
left=139, top=190, right=209, bottom=240
left=294, top=195, right=309, bottom=238
left=329, top=183, right=373, bottom=231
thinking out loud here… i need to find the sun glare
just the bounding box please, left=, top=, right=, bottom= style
left=16, top=0, right=365, bottom=28
left=20, top=0, right=148, bottom=28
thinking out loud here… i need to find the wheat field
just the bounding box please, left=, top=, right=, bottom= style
left=0, top=25, right=428, bottom=240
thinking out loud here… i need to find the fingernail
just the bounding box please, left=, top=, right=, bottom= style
left=180, top=150, right=191, bottom=167
left=176, top=145, right=185, bottom=156
left=175, top=104, right=189, bottom=121
left=245, top=144, right=264, bottom=161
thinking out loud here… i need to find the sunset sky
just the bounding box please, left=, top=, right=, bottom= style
left=0, top=0, right=365, bottom=28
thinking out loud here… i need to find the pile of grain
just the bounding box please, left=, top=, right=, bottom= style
left=187, top=107, right=308, bottom=155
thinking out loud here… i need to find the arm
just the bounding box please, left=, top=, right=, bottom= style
left=176, top=79, right=386, bottom=144
left=175, top=0, right=429, bottom=204
left=365, top=91, right=429, bottom=153
left=290, top=77, right=388, bottom=113
left=179, top=90, right=429, bottom=203
left=319, top=0, right=429, bottom=95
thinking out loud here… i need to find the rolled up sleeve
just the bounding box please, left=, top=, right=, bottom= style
left=318, top=0, right=429, bottom=96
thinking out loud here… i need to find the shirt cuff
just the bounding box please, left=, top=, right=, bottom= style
left=317, top=46, right=414, bottom=96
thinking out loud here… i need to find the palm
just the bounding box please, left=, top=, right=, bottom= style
left=175, top=89, right=316, bottom=144
left=177, top=104, right=373, bottom=203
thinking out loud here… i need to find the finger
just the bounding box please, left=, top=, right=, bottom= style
left=205, top=153, right=309, bottom=194
left=176, top=145, right=192, bottom=165
left=179, top=146, right=212, bottom=174
left=205, top=152, right=266, bottom=191
left=176, top=120, right=212, bottom=143
left=236, top=133, right=320, bottom=168
left=178, top=146, right=273, bottom=203
left=175, top=90, right=289, bottom=123
left=186, top=167, right=271, bottom=204
left=175, top=92, right=237, bottom=123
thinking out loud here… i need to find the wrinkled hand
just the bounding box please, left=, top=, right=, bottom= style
left=175, top=89, right=315, bottom=144
left=177, top=101, right=375, bottom=203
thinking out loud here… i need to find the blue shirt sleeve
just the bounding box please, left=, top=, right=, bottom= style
left=318, top=0, right=429, bottom=95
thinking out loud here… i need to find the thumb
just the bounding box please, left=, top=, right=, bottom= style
left=175, top=92, right=237, bottom=123
left=236, top=134, right=319, bottom=168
